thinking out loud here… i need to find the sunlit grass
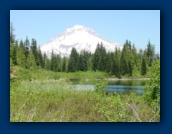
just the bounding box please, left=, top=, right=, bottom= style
left=10, top=80, right=159, bottom=122
left=10, top=66, right=159, bottom=122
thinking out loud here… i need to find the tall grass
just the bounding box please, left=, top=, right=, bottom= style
left=11, top=66, right=107, bottom=81
left=10, top=80, right=159, bottom=122
left=10, top=66, right=159, bottom=122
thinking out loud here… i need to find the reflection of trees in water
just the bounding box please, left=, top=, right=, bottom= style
left=140, top=80, right=146, bottom=85
left=108, top=80, right=146, bottom=86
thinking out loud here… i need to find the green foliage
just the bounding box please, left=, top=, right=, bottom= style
left=143, top=60, right=160, bottom=120
left=120, top=40, right=134, bottom=77
left=113, top=48, right=121, bottom=78
left=30, top=38, right=39, bottom=66
left=44, top=55, right=51, bottom=70
left=92, top=43, right=107, bottom=72
left=16, top=40, right=26, bottom=68
left=146, top=40, right=155, bottom=67
left=144, top=60, right=160, bottom=104
left=10, top=23, right=160, bottom=79
left=11, top=79, right=160, bottom=122
left=10, top=23, right=160, bottom=122
left=10, top=65, right=160, bottom=122
left=95, top=82, right=107, bottom=94
left=77, top=50, right=91, bottom=71
left=68, top=48, right=79, bottom=72
left=10, top=22, right=15, bottom=44
left=37, top=47, right=44, bottom=68
left=61, top=57, right=67, bottom=72
left=24, top=36, right=30, bottom=58
left=10, top=41, right=18, bottom=65
left=141, top=58, right=147, bottom=75
left=27, top=50, right=36, bottom=69
left=50, top=50, right=57, bottom=71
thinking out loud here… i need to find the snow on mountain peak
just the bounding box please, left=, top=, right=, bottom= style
left=40, top=25, right=122, bottom=58
left=66, top=25, right=94, bottom=33
left=72, top=25, right=85, bottom=30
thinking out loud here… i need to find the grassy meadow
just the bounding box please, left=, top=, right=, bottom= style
left=10, top=66, right=160, bottom=122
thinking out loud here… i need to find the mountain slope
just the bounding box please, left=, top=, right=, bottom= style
left=40, top=25, right=122, bottom=57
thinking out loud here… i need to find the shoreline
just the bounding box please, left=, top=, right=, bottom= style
left=11, top=77, right=150, bottom=83
left=106, top=78, right=150, bottom=81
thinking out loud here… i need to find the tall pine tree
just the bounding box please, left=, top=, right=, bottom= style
left=141, top=58, right=147, bottom=75
left=147, top=40, right=155, bottom=67
left=27, top=49, right=36, bottom=69
left=10, top=22, right=15, bottom=44
left=68, top=48, right=79, bottom=72
left=31, top=38, right=39, bottom=66
left=16, top=40, right=26, bottom=68
left=24, top=36, right=30, bottom=59
left=61, top=57, right=67, bottom=72
left=113, top=47, right=121, bottom=78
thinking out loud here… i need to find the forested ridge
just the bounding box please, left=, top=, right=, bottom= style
left=10, top=23, right=159, bottom=78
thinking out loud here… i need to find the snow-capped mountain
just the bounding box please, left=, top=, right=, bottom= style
left=40, top=25, right=122, bottom=57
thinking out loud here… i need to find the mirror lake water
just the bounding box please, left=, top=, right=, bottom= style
left=72, top=80, right=147, bottom=95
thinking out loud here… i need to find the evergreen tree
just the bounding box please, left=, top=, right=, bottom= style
left=10, top=43, right=17, bottom=65
left=87, top=56, right=93, bottom=71
left=120, top=40, right=134, bottom=76
left=120, top=41, right=129, bottom=75
left=105, top=52, right=112, bottom=73
left=147, top=40, right=155, bottom=66
left=128, top=61, right=132, bottom=76
left=109, top=52, right=114, bottom=74
left=16, top=40, right=26, bottom=68
left=45, top=58, right=51, bottom=70
left=77, top=50, right=90, bottom=71
left=92, top=43, right=107, bottom=72
left=42, top=53, right=47, bottom=69
left=27, top=49, right=36, bottom=69
left=31, top=38, right=39, bottom=66
left=97, top=43, right=106, bottom=71
left=92, top=43, right=100, bottom=71
left=56, top=54, right=61, bottom=71
left=113, top=47, right=121, bottom=78
left=68, top=48, right=79, bottom=72
left=141, top=58, right=147, bottom=75
left=139, top=49, right=143, bottom=60
left=10, top=43, right=13, bottom=66
left=61, top=57, right=67, bottom=72
left=131, top=44, right=137, bottom=67
left=24, top=36, right=30, bottom=59
left=50, top=50, right=57, bottom=71
left=83, top=50, right=91, bottom=71
left=10, top=22, right=17, bottom=66
left=37, top=47, right=44, bottom=68
left=77, top=54, right=84, bottom=71
left=11, top=40, right=18, bottom=65
left=10, top=22, right=15, bottom=44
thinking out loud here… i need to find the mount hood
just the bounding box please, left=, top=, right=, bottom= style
left=40, top=25, right=122, bottom=57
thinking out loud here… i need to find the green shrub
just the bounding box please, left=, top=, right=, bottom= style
left=143, top=60, right=160, bottom=121
left=144, top=60, right=160, bottom=104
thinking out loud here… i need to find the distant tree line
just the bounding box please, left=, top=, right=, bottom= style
left=10, top=23, right=160, bottom=77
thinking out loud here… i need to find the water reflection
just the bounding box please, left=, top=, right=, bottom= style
left=72, top=80, right=146, bottom=95
left=105, top=85, right=144, bottom=95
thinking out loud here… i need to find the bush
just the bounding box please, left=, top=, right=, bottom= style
left=143, top=60, right=160, bottom=121
left=144, top=60, right=160, bottom=104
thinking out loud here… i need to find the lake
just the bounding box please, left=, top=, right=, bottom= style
left=72, top=80, right=147, bottom=95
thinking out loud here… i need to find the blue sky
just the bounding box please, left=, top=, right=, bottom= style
left=10, top=10, right=160, bottom=52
